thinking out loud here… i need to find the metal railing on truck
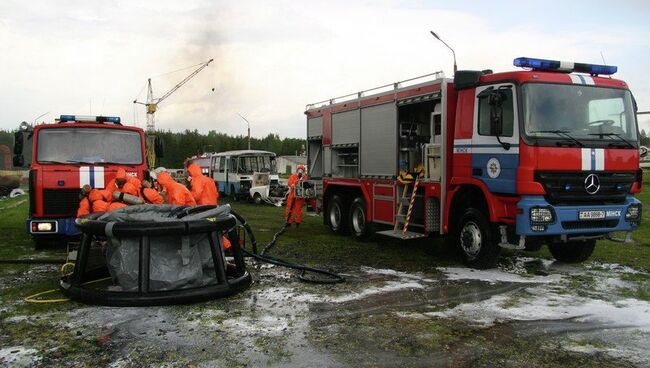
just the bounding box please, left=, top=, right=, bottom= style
left=305, top=71, right=445, bottom=111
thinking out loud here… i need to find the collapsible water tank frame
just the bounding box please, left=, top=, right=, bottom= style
left=60, top=204, right=252, bottom=306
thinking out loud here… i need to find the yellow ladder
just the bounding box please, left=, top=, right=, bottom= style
left=393, top=180, right=419, bottom=237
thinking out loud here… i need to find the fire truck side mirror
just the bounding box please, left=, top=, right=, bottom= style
left=640, top=146, right=648, bottom=158
left=13, top=154, right=24, bottom=167
left=155, top=136, right=165, bottom=158
left=13, top=131, right=23, bottom=155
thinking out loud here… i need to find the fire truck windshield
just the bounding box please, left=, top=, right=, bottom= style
left=522, top=83, right=638, bottom=148
left=37, top=128, right=143, bottom=165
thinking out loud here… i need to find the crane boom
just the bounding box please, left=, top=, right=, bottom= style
left=134, top=58, right=213, bottom=132
left=156, top=58, right=213, bottom=105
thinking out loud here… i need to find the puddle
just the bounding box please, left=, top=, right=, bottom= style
left=1, top=257, right=648, bottom=366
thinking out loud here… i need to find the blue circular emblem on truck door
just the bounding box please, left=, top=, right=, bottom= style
left=487, top=158, right=501, bottom=178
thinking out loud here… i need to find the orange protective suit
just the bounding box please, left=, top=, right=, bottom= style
left=285, top=165, right=307, bottom=225
left=88, top=189, right=109, bottom=213
left=142, top=187, right=164, bottom=204
left=77, top=197, right=90, bottom=217
left=108, top=202, right=128, bottom=212
left=105, top=168, right=140, bottom=198
left=187, top=163, right=219, bottom=205
left=157, top=171, right=197, bottom=206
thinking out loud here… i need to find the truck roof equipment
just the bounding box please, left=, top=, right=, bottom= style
left=513, top=57, right=618, bottom=75
left=58, top=115, right=122, bottom=124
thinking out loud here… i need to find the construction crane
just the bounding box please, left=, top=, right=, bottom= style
left=134, top=58, right=213, bottom=132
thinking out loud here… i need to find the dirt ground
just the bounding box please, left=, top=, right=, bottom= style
left=1, top=256, right=649, bottom=367
left=1, top=196, right=650, bottom=367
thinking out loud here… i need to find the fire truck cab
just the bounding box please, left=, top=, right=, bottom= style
left=13, top=115, right=161, bottom=247
left=305, top=58, right=642, bottom=268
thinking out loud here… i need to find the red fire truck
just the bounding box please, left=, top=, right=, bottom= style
left=12, top=115, right=163, bottom=247
left=305, top=57, right=643, bottom=268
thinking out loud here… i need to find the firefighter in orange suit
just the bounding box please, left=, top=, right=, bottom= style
left=156, top=171, right=197, bottom=206
left=187, top=163, right=219, bottom=205
left=285, top=164, right=307, bottom=227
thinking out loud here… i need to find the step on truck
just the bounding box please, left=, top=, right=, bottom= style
left=12, top=115, right=164, bottom=247
left=305, top=57, right=643, bottom=268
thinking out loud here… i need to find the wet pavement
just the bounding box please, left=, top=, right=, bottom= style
left=1, top=257, right=649, bottom=367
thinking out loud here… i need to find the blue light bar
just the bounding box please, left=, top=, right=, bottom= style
left=513, top=57, right=617, bottom=75
left=58, top=115, right=122, bottom=124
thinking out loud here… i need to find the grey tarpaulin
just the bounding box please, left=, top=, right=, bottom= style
left=97, top=204, right=232, bottom=291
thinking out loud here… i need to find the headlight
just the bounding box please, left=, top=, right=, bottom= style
left=530, top=207, right=554, bottom=224
left=31, top=221, right=56, bottom=233
left=626, top=204, right=641, bottom=220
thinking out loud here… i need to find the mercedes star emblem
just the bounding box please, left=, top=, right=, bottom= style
left=584, top=173, right=601, bottom=195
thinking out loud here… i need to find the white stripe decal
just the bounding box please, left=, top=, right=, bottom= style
left=453, top=139, right=472, bottom=146
left=79, top=166, right=90, bottom=187
left=595, top=148, right=605, bottom=170
left=95, top=166, right=105, bottom=188
left=582, top=76, right=595, bottom=85
left=581, top=148, right=591, bottom=170
left=570, top=74, right=583, bottom=84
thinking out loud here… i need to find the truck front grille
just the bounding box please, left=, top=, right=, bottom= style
left=535, top=171, right=635, bottom=206
left=42, top=189, right=80, bottom=217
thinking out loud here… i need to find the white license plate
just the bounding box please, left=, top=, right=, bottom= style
left=579, top=210, right=606, bottom=220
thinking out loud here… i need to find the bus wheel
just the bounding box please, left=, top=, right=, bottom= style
left=327, top=195, right=347, bottom=234
left=253, top=193, right=262, bottom=205
left=349, top=197, right=373, bottom=240
left=548, top=240, right=595, bottom=263
left=456, top=208, right=500, bottom=269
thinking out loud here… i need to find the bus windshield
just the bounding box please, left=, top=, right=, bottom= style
left=37, top=128, right=143, bottom=164
left=522, top=84, right=638, bottom=147
left=237, top=155, right=277, bottom=174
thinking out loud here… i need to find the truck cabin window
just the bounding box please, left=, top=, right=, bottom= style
left=37, top=128, right=142, bottom=165
left=478, top=88, right=514, bottom=137
left=523, top=83, right=637, bottom=145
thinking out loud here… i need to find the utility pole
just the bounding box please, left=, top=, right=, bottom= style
left=237, top=113, right=251, bottom=150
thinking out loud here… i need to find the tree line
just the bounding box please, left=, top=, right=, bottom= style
left=0, top=129, right=304, bottom=169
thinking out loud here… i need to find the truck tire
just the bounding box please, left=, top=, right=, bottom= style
left=253, top=193, right=262, bottom=205
left=548, top=240, right=595, bottom=263
left=349, top=197, right=373, bottom=241
left=327, top=194, right=348, bottom=234
left=455, top=208, right=500, bottom=269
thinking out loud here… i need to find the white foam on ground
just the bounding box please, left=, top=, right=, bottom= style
left=360, top=266, right=437, bottom=283
left=438, top=267, right=563, bottom=284
left=0, top=347, right=40, bottom=366
left=427, top=288, right=650, bottom=331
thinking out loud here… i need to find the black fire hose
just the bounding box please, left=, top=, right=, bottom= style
left=229, top=210, right=344, bottom=284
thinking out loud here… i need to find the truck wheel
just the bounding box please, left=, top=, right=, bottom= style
left=349, top=197, right=373, bottom=241
left=253, top=193, right=262, bottom=205
left=548, top=240, right=595, bottom=263
left=456, top=208, right=500, bottom=269
left=327, top=195, right=348, bottom=234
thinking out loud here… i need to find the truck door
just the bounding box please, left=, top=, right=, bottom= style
left=471, top=83, right=519, bottom=194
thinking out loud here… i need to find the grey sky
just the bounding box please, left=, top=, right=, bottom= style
left=1, top=0, right=649, bottom=137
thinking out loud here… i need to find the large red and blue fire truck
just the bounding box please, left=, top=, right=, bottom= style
left=12, top=115, right=161, bottom=247
left=305, top=57, right=643, bottom=268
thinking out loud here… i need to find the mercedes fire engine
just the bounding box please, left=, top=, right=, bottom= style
left=12, top=115, right=163, bottom=247
left=305, top=57, right=643, bottom=268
